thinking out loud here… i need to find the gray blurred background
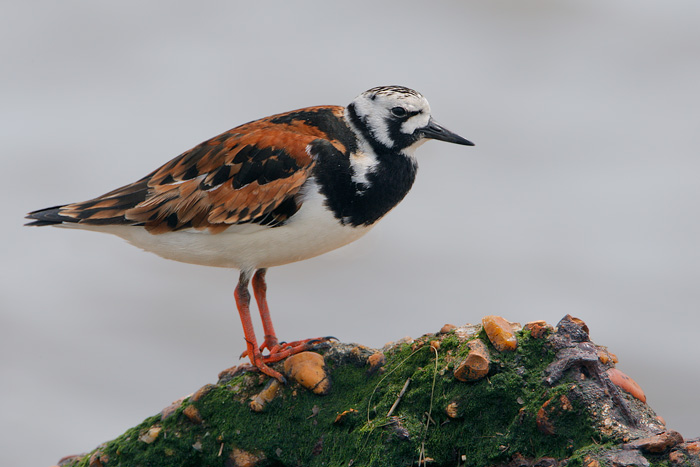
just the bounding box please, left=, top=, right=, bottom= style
left=2, top=1, right=699, bottom=465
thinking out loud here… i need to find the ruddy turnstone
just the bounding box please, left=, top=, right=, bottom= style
left=26, top=85, right=474, bottom=381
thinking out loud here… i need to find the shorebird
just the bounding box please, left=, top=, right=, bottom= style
left=26, top=85, right=474, bottom=381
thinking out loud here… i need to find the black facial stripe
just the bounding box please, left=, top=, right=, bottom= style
left=348, top=103, right=421, bottom=151
left=385, top=115, right=421, bottom=150
left=347, top=103, right=389, bottom=154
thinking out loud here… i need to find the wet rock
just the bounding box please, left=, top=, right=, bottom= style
left=683, top=439, right=700, bottom=455
left=226, top=447, right=266, bottom=467
left=366, top=352, right=386, bottom=375
left=551, top=315, right=590, bottom=347
left=324, top=342, right=374, bottom=367
left=482, top=315, right=519, bottom=351
left=607, top=368, right=646, bottom=403
left=138, top=425, right=162, bottom=444
left=684, top=439, right=700, bottom=451
left=623, top=430, right=684, bottom=453
left=439, top=323, right=456, bottom=334
left=88, top=450, right=108, bottom=467
left=250, top=379, right=281, bottom=412
left=569, top=316, right=589, bottom=335
left=454, top=323, right=483, bottom=342
left=384, top=336, right=414, bottom=349
left=545, top=315, right=638, bottom=427
left=57, top=454, right=86, bottom=466
left=670, top=439, right=700, bottom=466
left=218, top=365, right=246, bottom=382
left=454, top=339, right=491, bottom=382
left=523, top=320, right=552, bottom=339
left=283, top=351, right=331, bottom=395
left=183, top=405, right=203, bottom=424
left=160, top=395, right=187, bottom=420
left=536, top=394, right=574, bottom=435
left=191, top=383, right=216, bottom=402
left=607, top=449, right=650, bottom=466
left=596, top=348, right=618, bottom=365
left=669, top=451, right=687, bottom=465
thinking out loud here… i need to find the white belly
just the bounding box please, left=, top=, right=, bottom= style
left=61, top=181, right=373, bottom=272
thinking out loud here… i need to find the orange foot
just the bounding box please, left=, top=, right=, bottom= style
left=235, top=269, right=336, bottom=382
left=264, top=336, right=335, bottom=363
left=240, top=336, right=335, bottom=381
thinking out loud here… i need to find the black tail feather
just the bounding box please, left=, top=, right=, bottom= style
left=25, top=205, right=76, bottom=226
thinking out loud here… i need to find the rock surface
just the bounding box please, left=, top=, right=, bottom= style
left=52, top=316, right=698, bottom=467
left=454, top=338, right=491, bottom=382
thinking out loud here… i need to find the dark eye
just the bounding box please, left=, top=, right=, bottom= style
left=391, top=106, right=407, bottom=118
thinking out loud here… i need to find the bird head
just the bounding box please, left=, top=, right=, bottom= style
left=346, top=85, right=474, bottom=154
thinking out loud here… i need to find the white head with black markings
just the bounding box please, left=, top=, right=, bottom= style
left=346, top=85, right=473, bottom=155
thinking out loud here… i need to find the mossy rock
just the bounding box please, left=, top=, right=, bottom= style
left=58, top=317, right=695, bottom=467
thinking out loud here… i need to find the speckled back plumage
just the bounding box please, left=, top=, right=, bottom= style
left=28, top=106, right=354, bottom=234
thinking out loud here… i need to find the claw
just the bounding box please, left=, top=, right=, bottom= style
left=240, top=336, right=334, bottom=380
left=238, top=363, right=287, bottom=384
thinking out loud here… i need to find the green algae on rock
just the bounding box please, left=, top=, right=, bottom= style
left=54, top=316, right=696, bottom=467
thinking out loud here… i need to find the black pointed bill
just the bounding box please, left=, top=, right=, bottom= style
left=420, top=119, right=474, bottom=146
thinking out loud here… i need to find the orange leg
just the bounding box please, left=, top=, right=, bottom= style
left=250, top=268, right=333, bottom=360
left=234, top=271, right=285, bottom=382
left=240, top=269, right=334, bottom=370
left=251, top=269, right=279, bottom=352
